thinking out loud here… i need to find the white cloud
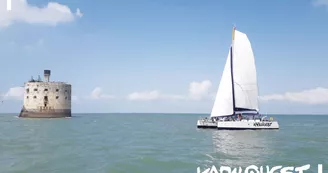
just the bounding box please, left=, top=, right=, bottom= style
left=188, top=80, right=212, bottom=100
left=260, top=94, right=284, bottom=101
left=37, top=39, right=44, bottom=45
left=0, top=0, right=82, bottom=27
left=2, top=86, right=24, bottom=100
left=127, top=80, right=213, bottom=101
left=260, top=87, right=328, bottom=105
left=71, top=95, right=80, bottom=103
left=313, top=0, right=328, bottom=8
left=72, top=95, right=78, bottom=101
left=89, top=87, right=115, bottom=100
left=127, top=90, right=184, bottom=101
left=127, top=90, right=160, bottom=101
left=23, top=38, right=44, bottom=50
left=76, top=8, right=83, bottom=18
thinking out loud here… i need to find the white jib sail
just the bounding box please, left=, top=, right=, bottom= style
left=210, top=48, right=234, bottom=117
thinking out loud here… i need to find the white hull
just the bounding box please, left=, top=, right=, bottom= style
left=197, top=118, right=217, bottom=129
left=217, top=119, right=279, bottom=130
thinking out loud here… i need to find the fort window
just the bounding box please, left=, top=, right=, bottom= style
left=34, top=88, right=38, bottom=91
left=44, top=96, right=48, bottom=107
left=44, top=88, right=48, bottom=92
left=65, top=96, right=67, bottom=100
left=56, top=96, right=59, bottom=99
left=26, top=88, right=29, bottom=93
left=33, top=96, right=37, bottom=99
left=27, top=96, right=29, bottom=99
left=56, top=89, right=59, bottom=92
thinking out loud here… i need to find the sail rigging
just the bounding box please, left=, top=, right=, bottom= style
left=210, top=27, right=259, bottom=117
left=230, top=27, right=236, bottom=116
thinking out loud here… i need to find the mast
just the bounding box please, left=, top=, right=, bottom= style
left=230, top=26, right=236, bottom=115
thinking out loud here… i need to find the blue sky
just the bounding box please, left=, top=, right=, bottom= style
left=0, top=0, right=328, bottom=114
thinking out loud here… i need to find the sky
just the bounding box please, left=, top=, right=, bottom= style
left=0, top=0, right=328, bottom=114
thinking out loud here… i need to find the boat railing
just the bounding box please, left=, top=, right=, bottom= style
left=198, top=117, right=217, bottom=123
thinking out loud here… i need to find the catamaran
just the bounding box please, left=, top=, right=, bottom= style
left=197, top=26, right=279, bottom=130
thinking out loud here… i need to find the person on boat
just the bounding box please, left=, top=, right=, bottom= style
left=211, top=117, right=215, bottom=122
left=238, top=114, right=242, bottom=121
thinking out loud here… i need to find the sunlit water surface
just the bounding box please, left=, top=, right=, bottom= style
left=0, top=114, right=327, bottom=173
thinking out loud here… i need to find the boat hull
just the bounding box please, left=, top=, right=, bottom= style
left=217, top=120, right=279, bottom=130
left=197, top=119, right=217, bottom=129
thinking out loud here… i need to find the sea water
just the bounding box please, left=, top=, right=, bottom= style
left=0, top=113, right=327, bottom=173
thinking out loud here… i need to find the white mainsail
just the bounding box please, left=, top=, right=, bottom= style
left=210, top=28, right=259, bottom=118
left=232, top=30, right=259, bottom=112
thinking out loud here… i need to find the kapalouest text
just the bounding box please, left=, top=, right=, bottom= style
left=197, top=164, right=323, bottom=173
